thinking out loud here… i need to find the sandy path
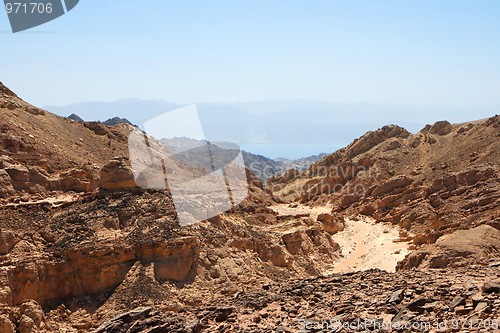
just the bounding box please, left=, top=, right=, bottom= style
left=329, top=218, right=410, bottom=273
left=270, top=204, right=410, bottom=273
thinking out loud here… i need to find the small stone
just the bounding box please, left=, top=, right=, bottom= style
left=455, top=305, right=472, bottom=315
left=388, top=289, right=405, bottom=304
left=474, top=302, right=490, bottom=313
left=407, top=298, right=434, bottom=312
left=482, top=282, right=500, bottom=294
left=471, top=292, right=484, bottom=308
left=405, top=289, right=414, bottom=298
left=449, top=296, right=466, bottom=310
left=421, top=301, right=439, bottom=312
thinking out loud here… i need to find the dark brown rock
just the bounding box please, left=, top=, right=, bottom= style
left=428, top=120, right=453, bottom=135
left=84, top=121, right=108, bottom=135
left=482, top=282, right=500, bottom=294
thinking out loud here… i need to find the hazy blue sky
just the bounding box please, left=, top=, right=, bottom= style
left=1, top=0, right=499, bottom=109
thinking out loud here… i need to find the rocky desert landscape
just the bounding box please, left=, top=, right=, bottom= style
left=0, top=81, right=499, bottom=332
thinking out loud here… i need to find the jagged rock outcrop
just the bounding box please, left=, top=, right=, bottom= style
left=99, top=157, right=137, bottom=191
left=55, top=167, right=98, bottom=192
left=427, top=120, right=453, bottom=135
left=4, top=236, right=199, bottom=306
left=84, top=121, right=108, bottom=135
left=270, top=116, right=500, bottom=245
left=397, top=225, right=500, bottom=270
left=0, top=155, right=98, bottom=196
left=317, top=213, right=345, bottom=234
left=345, top=125, right=411, bottom=159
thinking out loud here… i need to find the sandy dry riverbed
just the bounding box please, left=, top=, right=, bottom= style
left=270, top=204, right=411, bottom=273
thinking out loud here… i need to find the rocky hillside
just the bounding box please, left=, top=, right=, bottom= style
left=269, top=118, right=499, bottom=247
left=1, top=81, right=499, bottom=332
left=0, top=82, right=343, bottom=332
left=0, top=83, right=133, bottom=199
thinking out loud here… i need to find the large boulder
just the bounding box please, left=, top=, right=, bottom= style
left=428, top=120, right=453, bottom=135
left=56, top=168, right=97, bottom=192
left=345, top=125, right=411, bottom=159
left=84, top=121, right=108, bottom=135
left=4, top=164, right=29, bottom=189
left=99, top=157, right=137, bottom=191
left=0, top=230, right=17, bottom=255
left=317, top=213, right=345, bottom=234
left=19, top=300, right=46, bottom=333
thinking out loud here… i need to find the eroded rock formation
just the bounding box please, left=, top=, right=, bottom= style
left=0, top=82, right=498, bottom=331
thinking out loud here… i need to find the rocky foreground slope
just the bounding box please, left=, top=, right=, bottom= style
left=92, top=265, right=500, bottom=333
left=0, top=81, right=499, bottom=332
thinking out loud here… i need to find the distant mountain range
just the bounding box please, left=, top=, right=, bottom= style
left=159, top=137, right=327, bottom=182
left=102, top=117, right=133, bottom=126
left=67, top=113, right=133, bottom=127
left=67, top=113, right=84, bottom=122
left=63, top=113, right=325, bottom=181
left=45, top=99, right=497, bottom=159
left=166, top=137, right=327, bottom=182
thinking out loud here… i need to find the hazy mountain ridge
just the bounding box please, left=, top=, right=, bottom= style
left=45, top=99, right=498, bottom=159
left=160, top=137, right=328, bottom=182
